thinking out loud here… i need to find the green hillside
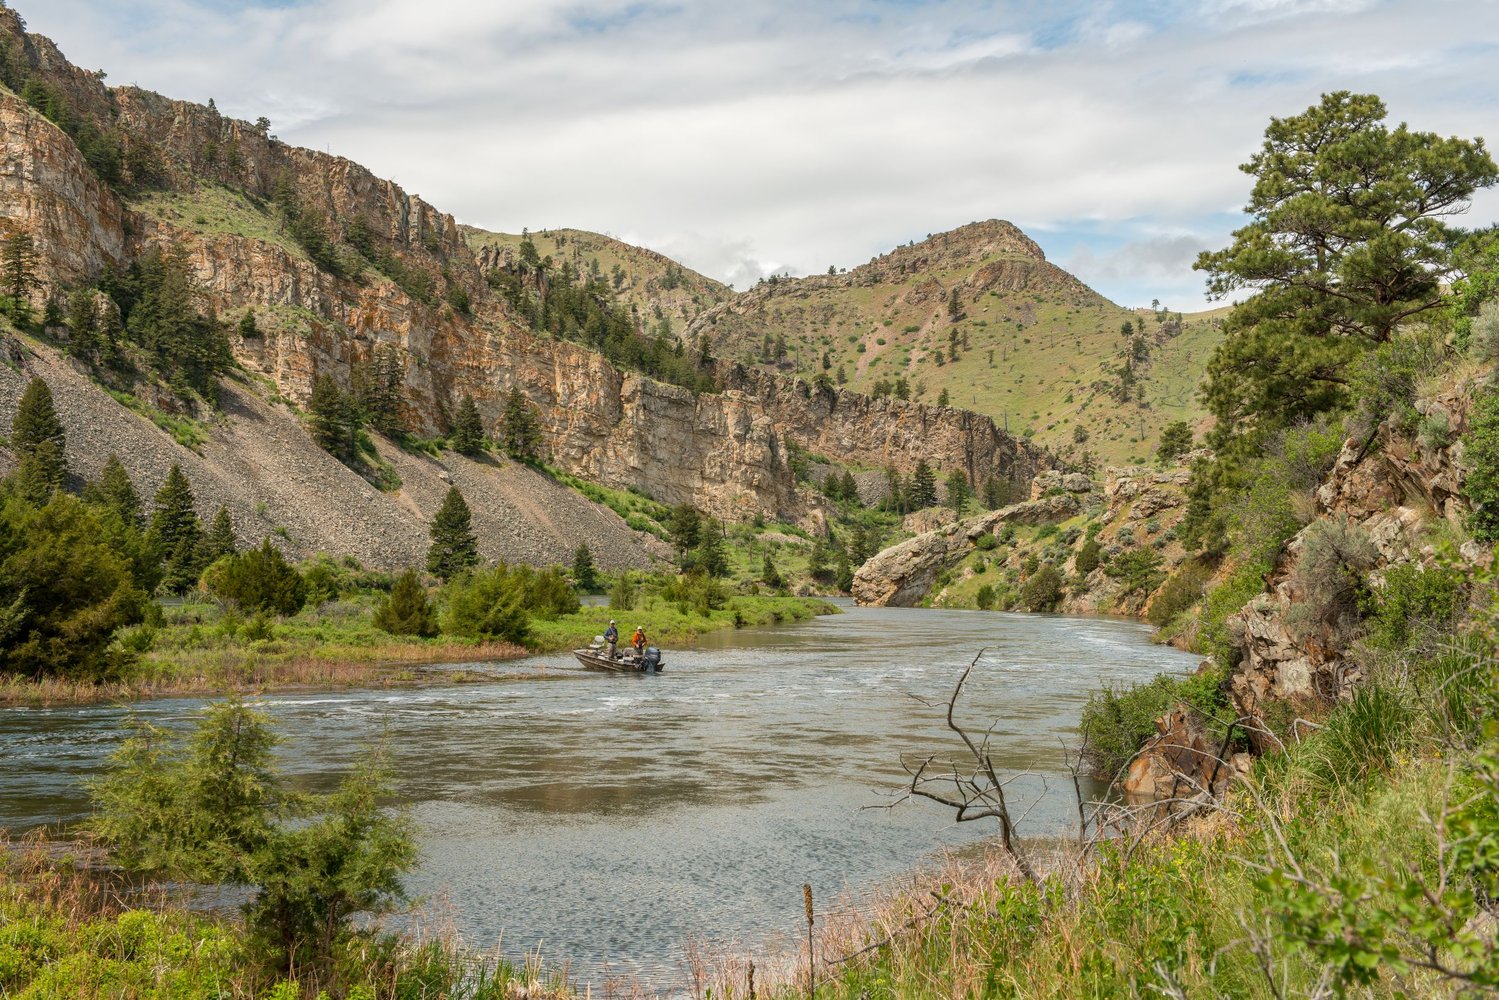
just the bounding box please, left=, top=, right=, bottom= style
left=461, top=226, right=733, bottom=338
left=689, top=220, right=1225, bottom=466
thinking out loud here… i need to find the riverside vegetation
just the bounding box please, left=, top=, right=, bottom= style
left=2, top=56, right=1498, bottom=1000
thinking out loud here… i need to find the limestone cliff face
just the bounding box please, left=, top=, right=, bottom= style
left=1226, top=377, right=1487, bottom=744
left=0, top=92, right=124, bottom=293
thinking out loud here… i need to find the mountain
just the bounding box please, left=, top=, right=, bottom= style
left=0, top=6, right=1046, bottom=567
left=461, top=226, right=732, bottom=337
left=688, top=220, right=1224, bottom=465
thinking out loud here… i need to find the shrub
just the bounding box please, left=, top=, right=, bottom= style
left=1200, top=561, right=1271, bottom=668
left=975, top=583, right=996, bottom=610
left=974, top=532, right=999, bottom=551
left=1147, top=558, right=1213, bottom=628
left=440, top=567, right=530, bottom=644
left=204, top=540, right=306, bottom=617
left=1078, top=667, right=1230, bottom=779
left=1020, top=563, right=1064, bottom=611
left=1363, top=561, right=1463, bottom=651
left=373, top=569, right=438, bottom=638
left=1463, top=387, right=1499, bottom=541
left=1295, top=682, right=1417, bottom=791
left=1074, top=537, right=1103, bottom=574
left=1285, top=517, right=1378, bottom=642
left=660, top=572, right=728, bottom=616
left=608, top=574, right=638, bottom=611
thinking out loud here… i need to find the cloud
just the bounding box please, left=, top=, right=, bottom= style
left=19, top=0, right=1499, bottom=307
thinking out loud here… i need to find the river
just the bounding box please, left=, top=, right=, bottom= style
left=0, top=601, right=1199, bottom=988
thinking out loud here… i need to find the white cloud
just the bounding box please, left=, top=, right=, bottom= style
left=19, top=0, right=1499, bottom=307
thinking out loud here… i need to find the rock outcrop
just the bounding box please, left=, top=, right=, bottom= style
left=1226, top=377, right=1485, bottom=745
left=1123, top=704, right=1252, bottom=806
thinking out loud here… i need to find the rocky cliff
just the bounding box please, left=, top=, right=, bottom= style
left=0, top=11, right=1046, bottom=533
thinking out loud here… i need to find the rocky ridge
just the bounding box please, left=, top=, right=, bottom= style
left=0, top=11, right=1047, bottom=537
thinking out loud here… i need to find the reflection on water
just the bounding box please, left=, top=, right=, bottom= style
left=0, top=601, right=1198, bottom=988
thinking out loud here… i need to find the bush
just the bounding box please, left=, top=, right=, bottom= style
left=608, top=574, right=638, bottom=611
left=975, top=583, right=996, bottom=610
left=1147, top=558, right=1213, bottom=628
left=1104, top=549, right=1165, bottom=598
left=1463, top=387, right=1499, bottom=541
left=1363, top=561, right=1463, bottom=651
left=1020, top=563, right=1064, bottom=611
left=372, top=569, right=438, bottom=638
left=440, top=568, right=530, bottom=644
left=1078, top=667, right=1230, bottom=780
left=974, top=532, right=999, bottom=551
left=1285, top=517, right=1378, bottom=642
left=660, top=572, right=728, bottom=616
left=204, top=540, right=306, bottom=617
left=1074, top=537, right=1102, bottom=574
left=1200, top=561, right=1270, bottom=668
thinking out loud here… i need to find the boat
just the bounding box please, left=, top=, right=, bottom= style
left=572, top=642, right=665, bottom=674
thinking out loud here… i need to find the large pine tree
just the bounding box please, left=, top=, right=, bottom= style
left=908, top=459, right=938, bottom=510
left=426, top=486, right=479, bottom=581
left=498, top=387, right=542, bottom=462
left=149, top=464, right=202, bottom=591
left=83, top=453, right=143, bottom=529
left=449, top=393, right=485, bottom=456
left=10, top=377, right=67, bottom=503
left=307, top=373, right=356, bottom=458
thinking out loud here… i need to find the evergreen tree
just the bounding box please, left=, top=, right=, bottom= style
left=10, top=377, right=67, bottom=503
left=761, top=551, right=783, bottom=590
left=669, top=503, right=703, bottom=568
left=571, top=543, right=598, bottom=592
left=1, top=227, right=39, bottom=322
left=307, top=373, right=356, bottom=458
left=1156, top=420, right=1195, bottom=465
left=162, top=533, right=204, bottom=595
left=982, top=473, right=1015, bottom=510
left=834, top=549, right=854, bottom=592
left=66, top=288, right=99, bottom=362
left=840, top=471, right=859, bottom=506
left=426, top=486, right=479, bottom=582
left=199, top=505, right=237, bottom=564
left=937, top=388, right=950, bottom=407
left=149, top=464, right=201, bottom=571
left=450, top=393, right=485, bottom=455
left=945, top=470, right=972, bottom=517
left=909, top=459, right=938, bottom=509
left=204, top=539, right=305, bottom=615
left=1195, top=92, right=1498, bottom=458
left=238, top=309, right=259, bottom=339
left=373, top=568, right=438, bottom=637
left=883, top=466, right=906, bottom=515
left=352, top=346, right=403, bottom=436
left=498, top=386, right=542, bottom=462
left=84, top=454, right=143, bottom=529
left=808, top=535, right=831, bottom=583
left=695, top=526, right=729, bottom=579
left=122, top=249, right=233, bottom=399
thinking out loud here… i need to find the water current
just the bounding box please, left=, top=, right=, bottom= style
left=0, top=601, right=1200, bottom=989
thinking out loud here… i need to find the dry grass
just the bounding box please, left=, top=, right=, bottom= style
left=0, top=640, right=529, bottom=707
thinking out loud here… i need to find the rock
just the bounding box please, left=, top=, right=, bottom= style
left=1029, top=469, right=1094, bottom=500
left=1124, top=707, right=1248, bottom=806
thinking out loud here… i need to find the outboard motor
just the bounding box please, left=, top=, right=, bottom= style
left=641, top=647, right=662, bottom=673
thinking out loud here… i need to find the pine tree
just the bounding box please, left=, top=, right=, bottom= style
left=450, top=393, right=485, bottom=455
left=426, top=486, right=478, bottom=581
left=372, top=568, right=437, bottom=637
left=696, top=528, right=729, bottom=579
left=571, top=543, right=598, bottom=593
left=352, top=346, right=403, bottom=436
left=10, top=377, right=67, bottom=502
left=761, top=552, right=783, bottom=590
left=149, top=464, right=201, bottom=569
left=307, top=373, right=355, bottom=458
left=66, top=288, right=99, bottom=362
left=840, top=471, right=858, bottom=505
left=498, top=387, right=542, bottom=462
left=199, top=505, right=237, bottom=564
left=1, top=227, right=39, bottom=323
left=909, top=459, right=938, bottom=510
left=835, top=549, right=854, bottom=592
left=945, top=470, right=972, bottom=517
left=669, top=504, right=703, bottom=569
left=808, top=535, right=830, bottom=582
left=84, top=454, right=143, bottom=529
left=238, top=309, right=259, bottom=339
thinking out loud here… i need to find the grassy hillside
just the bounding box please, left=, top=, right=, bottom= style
left=692, top=220, right=1225, bottom=466
left=461, top=226, right=732, bottom=337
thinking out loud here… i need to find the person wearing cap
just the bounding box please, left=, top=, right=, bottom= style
left=604, top=620, right=619, bottom=659
left=631, top=626, right=647, bottom=658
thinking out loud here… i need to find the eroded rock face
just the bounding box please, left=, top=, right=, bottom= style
left=0, top=93, right=124, bottom=298
left=1226, top=377, right=1485, bottom=744
left=1124, top=705, right=1251, bottom=806
left=852, top=492, right=1081, bottom=607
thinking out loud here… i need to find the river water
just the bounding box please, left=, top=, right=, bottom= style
left=0, top=602, right=1198, bottom=988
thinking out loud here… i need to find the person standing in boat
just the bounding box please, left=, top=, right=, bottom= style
left=631, top=626, right=647, bottom=658
left=604, top=620, right=619, bottom=659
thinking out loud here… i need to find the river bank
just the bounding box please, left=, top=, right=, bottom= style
left=0, top=593, right=836, bottom=708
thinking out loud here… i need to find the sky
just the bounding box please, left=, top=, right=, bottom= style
left=20, top=0, right=1499, bottom=309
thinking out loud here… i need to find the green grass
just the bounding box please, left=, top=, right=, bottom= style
left=127, top=184, right=303, bottom=258
left=526, top=593, right=837, bottom=651
left=104, top=389, right=209, bottom=451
